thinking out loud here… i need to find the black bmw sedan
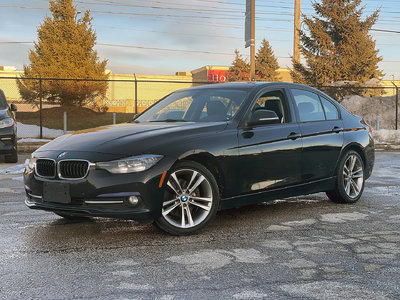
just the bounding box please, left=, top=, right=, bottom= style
left=24, top=82, right=374, bottom=235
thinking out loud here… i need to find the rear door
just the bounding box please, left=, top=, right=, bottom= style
left=288, top=88, right=344, bottom=182
left=236, top=87, right=303, bottom=195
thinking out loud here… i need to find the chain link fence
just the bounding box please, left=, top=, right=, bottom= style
left=0, top=76, right=210, bottom=139
left=318, top=85, right=399, bottom=130
left=0, top=76, right=398, bottom=139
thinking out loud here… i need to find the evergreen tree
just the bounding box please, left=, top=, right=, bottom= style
left=227, top=49, right=250, bottom=81
left=17, top=0, right=108, bottom=109
left=255, top=39, right=280, bottom=81
left=292, top=0, right=383, bottom=98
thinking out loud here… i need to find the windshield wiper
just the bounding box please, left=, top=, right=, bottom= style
left=149, top=119, right=190, bottom=122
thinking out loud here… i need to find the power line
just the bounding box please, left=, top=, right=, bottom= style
left=0, top=40, right=291, bottom=58
left=372, top=28, right=400, bottom=34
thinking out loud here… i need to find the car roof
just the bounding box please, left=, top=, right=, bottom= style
left=188, top=81, right=321, bottom=91
left=188, top=81, right=336, bottom=100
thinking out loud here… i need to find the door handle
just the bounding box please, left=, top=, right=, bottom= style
left=287, top=132, right=301, bottom=140
left=332, top=126, right=343, bottom=133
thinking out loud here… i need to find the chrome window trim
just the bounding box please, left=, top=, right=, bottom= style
left=57, top=159, right=95, bottom=180
left=34, top=158, right=56, bottom=179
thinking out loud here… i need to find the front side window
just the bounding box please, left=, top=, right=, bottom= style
left=136, top=88, right=249, bottom=123
left=251, top=90, right=289, bottom=123
left=291, top=89, right=325, bottom=122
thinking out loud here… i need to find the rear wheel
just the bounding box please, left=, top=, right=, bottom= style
left=326, top=150, right=365, bottom=204
left=155, top=161, right=220, bottom=235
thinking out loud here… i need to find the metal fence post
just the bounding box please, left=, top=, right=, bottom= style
left=63, top=112, right=67, bottom=133
left=112, top=112, right=116, bottom=124
left=396, top=87, right=399, bottom=130
left=134, top=73, right=138, bottom=114
left=391, top=82, right=398, bottom=130
left=39, top=76, right=43, bottom=139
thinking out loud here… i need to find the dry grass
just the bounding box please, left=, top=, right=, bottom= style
left=16, top=106, right=135, bottom=131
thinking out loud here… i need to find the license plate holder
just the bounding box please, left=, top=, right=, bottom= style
left=43, top=182, right=71, bottom=204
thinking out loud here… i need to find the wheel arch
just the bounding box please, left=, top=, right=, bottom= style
left=335, top=142, right=368, bottom=175
left=176, top=151, right=225, bottom=198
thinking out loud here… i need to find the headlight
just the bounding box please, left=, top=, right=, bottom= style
left=0, top=118, right=14, bottom=129
left=96, top=155, right=163, bottom=174
left=25, top=156, right=37, bottom=171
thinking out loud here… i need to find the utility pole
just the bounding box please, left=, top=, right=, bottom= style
left=250, top=0, right=255, bottom=81
left=293, top=0, right=301, bottom=63
left=245, top=0, right=255, bottom=81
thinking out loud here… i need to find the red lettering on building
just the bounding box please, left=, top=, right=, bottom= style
left=208, top=70, right=229, bottom=83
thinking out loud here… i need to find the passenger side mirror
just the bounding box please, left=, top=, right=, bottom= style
left=10, top=103, right=17, bottom=112
left=246, top=109, right=280, bottom=127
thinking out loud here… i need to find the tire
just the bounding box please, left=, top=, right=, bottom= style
left=155, top=161, right=220, bottom=236
left=326, top=150, right=365, bottom=204
left=54, top=212, right=91, bottom=221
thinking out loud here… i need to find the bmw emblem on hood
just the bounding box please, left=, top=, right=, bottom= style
left=57, top=152, right=67, bottom=159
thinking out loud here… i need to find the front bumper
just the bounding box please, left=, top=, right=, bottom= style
left=24, top=153, right=176, bottom=220
left=0, top=125, right=16, bottom=154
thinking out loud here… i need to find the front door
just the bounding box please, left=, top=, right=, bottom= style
left=237, top=88, right=303, bottom=196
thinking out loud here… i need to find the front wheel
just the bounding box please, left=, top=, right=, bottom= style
left=155, top=161, right=220, bottom=235
left=326, top=150, right=365, bottom=204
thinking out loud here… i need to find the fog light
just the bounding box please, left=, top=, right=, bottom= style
left=128, top=195, right=140, bottom=206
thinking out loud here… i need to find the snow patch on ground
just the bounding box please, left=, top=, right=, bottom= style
left=280, top=281, right=389, bottom=300
left=373, top=129, right=400, bottom=144
left=320, top=212, right=369, bottom=223
left=18, top=138, right=51, bottom=144
left=167, top=248, right=269, bottom=273
left=233, top=290, right=269, bottom=299
left=369, top=186, right=400, bottom=196
left=17, top=122, right=66, bottom=139
left=0, top=164, right=25, bottom=175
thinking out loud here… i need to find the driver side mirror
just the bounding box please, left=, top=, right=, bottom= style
left=246, top=109, right=280, bottom=127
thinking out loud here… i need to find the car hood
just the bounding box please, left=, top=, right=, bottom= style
left=37, top=122, right=227, bottom=156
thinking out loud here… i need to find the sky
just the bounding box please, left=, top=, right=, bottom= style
left=0, top=0, right=399, bottom=79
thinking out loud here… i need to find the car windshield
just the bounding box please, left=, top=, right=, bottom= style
left=135, top=88, right=250, bottom=123
left=0, top=90, right=8, bottom=110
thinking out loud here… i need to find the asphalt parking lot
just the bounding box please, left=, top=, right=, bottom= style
left=0, top=151, right=399, bottom=299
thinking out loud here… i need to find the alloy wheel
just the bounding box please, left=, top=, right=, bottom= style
left=161, top=168, right=213, bottom=229
left=343, top=154, right=364, bottom=199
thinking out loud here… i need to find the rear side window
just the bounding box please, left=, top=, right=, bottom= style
left=0, top=90, right=8, bottom=110
left=320, top=96, right=339, bottom=120
left=291, top=89, right=325, bottom=122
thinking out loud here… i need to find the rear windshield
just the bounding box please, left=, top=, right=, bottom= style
left=0, top=90, right=8, bottom=110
